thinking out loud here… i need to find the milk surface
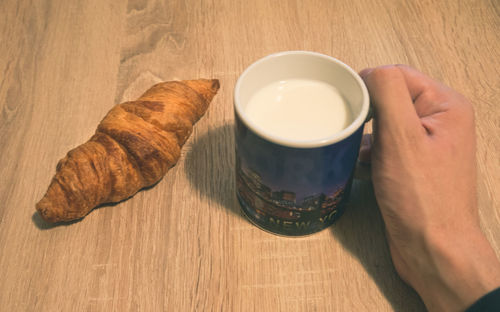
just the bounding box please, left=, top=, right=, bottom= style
left=245, top=79, right=352, bottom=141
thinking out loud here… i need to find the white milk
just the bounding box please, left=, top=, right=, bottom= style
left=245, top=79, right=352, bottom=141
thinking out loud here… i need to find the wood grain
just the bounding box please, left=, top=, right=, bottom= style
left=0, top=0, right=498, bottom=311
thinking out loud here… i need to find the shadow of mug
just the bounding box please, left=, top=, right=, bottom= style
left=183, top=124, right=243, bottom=219
left=184, top=123, right=425, bottom=311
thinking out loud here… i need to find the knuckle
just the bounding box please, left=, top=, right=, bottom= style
left=394, top=64, right=412, bottom=71
left=418, top=87, right=439, bottom=103
left=458, top=93, right=473, bottom=110
left=459, top=100, right=475, bottom=122
left=449, top=91, right=475, bottom=116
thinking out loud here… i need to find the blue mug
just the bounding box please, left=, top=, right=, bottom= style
left=234, top=51, right=370, bottom=236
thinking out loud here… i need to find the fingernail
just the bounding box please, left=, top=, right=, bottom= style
left=359, top=68, right=374, bottom=78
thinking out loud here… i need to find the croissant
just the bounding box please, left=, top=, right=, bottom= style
left=36, top=79, right=220, bottom=223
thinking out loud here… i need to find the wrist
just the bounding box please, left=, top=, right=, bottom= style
left=417, top=227, right=500, bottom=311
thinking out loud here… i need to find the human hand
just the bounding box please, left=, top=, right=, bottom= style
left=358, top=65, right=500, bottom=311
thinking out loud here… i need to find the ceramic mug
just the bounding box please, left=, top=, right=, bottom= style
left=234, top=51, right=370, bottom=236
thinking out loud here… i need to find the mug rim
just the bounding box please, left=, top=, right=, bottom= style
left=234, top=51, right=370, bottom=148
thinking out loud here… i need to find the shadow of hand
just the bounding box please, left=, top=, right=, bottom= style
left=332, top=178, right=425, bottom=311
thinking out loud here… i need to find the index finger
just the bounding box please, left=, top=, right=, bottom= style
left=361, top=65, right=441, bottom=101
left=361, top=65, right=453, bottom=120
left=360, top=65, right=423, bottom=136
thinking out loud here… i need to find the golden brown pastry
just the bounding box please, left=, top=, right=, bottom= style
left=36, top=79, right=219, bottom=223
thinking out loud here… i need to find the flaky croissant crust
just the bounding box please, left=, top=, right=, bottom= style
left=36, top=79, right=219, bottom=222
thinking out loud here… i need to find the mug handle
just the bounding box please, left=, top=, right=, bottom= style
left=356, top=105, right=373, bottom=180
left=365, top=104, right=373, bottom=123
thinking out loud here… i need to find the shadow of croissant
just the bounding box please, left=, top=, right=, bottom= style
left=32, top=211, right=83, bottom=230
left=183, top=123, right=243, bottom=219
left=331, top=178, right=426, bottom=311
left=31, top=179, right=162, bottom=230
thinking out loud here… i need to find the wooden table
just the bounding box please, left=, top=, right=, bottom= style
left=1, top=0, right=499, bottom=311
